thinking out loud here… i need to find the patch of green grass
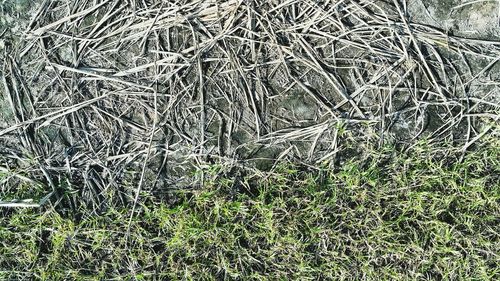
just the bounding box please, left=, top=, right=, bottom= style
left=0, top=137, right=499, bottom=280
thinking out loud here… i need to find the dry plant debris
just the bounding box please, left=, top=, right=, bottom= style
left=0, top=0, right=499, bottom=208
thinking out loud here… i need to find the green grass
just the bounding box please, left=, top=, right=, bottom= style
left=1, top=137, right=499, bottom=280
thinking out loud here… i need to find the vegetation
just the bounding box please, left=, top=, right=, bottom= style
left=1, top=0, right=499, bottom=280
left=1, top=136, right=498, bottom=280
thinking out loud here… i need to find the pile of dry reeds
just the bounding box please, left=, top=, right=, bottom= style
left=1, top=0, right=499, bottom=208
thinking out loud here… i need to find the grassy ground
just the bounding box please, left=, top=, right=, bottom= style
left=1, top=135, right=498, bottom=280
